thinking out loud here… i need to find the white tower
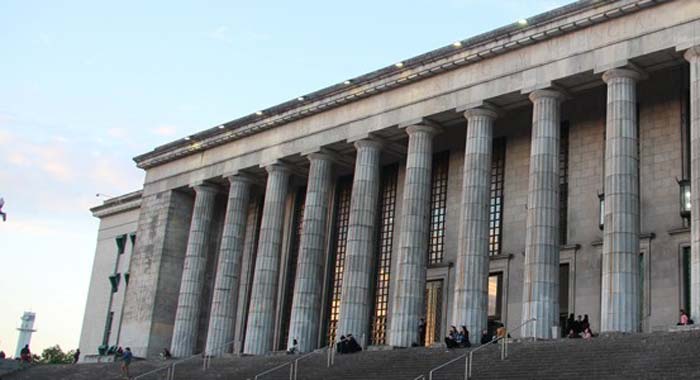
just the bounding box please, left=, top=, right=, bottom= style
left=14, top=312, right=36, bottom=358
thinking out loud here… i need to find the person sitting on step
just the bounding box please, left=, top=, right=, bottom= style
left=345, top=334, right=362, bottom=353
left=459, top=326, right=471, bottom=348
left=287, top=338, right=299, bottom=354
left=444, top=326, right=459, bottom=349
left=337, top=335, right=348, bottom=354
left=678, top=309, right=690, bottom=326
left=582, top=327, right=593, bottom=339
left=480, top=329, right=492, bottom=345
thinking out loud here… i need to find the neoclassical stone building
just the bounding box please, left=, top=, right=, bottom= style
left=80, top=0, right=700, bottom=359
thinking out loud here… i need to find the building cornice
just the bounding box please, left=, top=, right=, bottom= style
left=133, top=0, right=667, bottom=170
left=90, top=190, right=143, bottom=218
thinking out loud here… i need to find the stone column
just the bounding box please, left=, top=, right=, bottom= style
left=521, top=89, right=564, bottom=338
left=244, top=164, right=292, bottom=354
left=452, top=107, right=497, bottom=344
left=687, top=47, right=700, bottom=323
left=287, top=153, right=334, bottom=352
left=171, top=183, right=218, bottom=357
left=601, top=68, right=641, bottom=333
left=204, top=175, right=254, bottom=356
left=337, top=139, right=383, bottom=345
left=234, top=198, right=263, bottom=353
left=388, top=124, right=440, bottom=347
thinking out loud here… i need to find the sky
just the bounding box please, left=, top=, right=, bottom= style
left=0, top=0, right=567, bottom=356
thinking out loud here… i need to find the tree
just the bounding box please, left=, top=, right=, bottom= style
left=38, top=345, right=75, bottom=364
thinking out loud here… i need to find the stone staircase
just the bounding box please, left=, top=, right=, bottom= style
left=7, top=330, right=700, bottom=379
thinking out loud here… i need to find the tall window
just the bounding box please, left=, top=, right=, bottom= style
left=279, top=188, right=306, bottom=349
left=488, top=273, right=503, bottom=321
left=326, top=177, right=353, bottom=345
left=489, top=138, right=506, bottom=256
left=682, top=246, right=691, bottom=313
left=116, top=235, right=126, bottom=255
left=102, top=311, right=114, bottom=346
left=370, top=164, right=398, bottom=345
left=560, top=122, right=570, bottom=245
left=428, top=151, right=450, bottom=265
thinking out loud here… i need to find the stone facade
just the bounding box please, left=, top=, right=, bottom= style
left=80, top=0, right=700, bottom=358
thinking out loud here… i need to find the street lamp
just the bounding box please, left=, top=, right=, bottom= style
left=679, top=178, right=691, bottom=219
left=598, top=192, right=605, bottom=230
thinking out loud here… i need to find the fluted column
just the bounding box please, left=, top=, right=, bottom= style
left=287, top=153, right=334, bottom=352
left=171, top=183, right=218, bottom=357
left=337, top=139, right=383, bottom=344
left=388, top=124, right=441, bottom=347
left=687, top=47, right=700, bottom=323
left=244, top=164, right=292, bottom=354
left=521, top=89, right=564, bottom=338
left=453, top=107, right=497, bottom=343
left=601, top=68, right=641, bottom=333
left=204, top=175, right=254, bottom=356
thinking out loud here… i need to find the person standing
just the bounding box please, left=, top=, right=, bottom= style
left=73, top=349, right=80, bottom=364
left=20, top=345, right=30, bottom=363
left=0, top=197, right=7, bottom=222
left=418, top=318, right=426, bottom=346
left=120, top=347, right=132, bottom=379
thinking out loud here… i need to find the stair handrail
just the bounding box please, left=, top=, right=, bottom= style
left=252, top=360, right=294, bottom=380
left=292, top=345, right=329, bottom=380
left=420, top=318, right=538, bottom=380
left=202, top=338, right=238, bottom=370
left=132, top=363, right=172, bottom=380
left=465, top=318, right=537, bottom=380
left=133, top=348, right=206, bottom=380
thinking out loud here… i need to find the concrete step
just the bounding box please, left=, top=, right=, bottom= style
left=7, top=330, right=700, bottom=380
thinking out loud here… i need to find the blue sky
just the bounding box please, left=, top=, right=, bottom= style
left=0, top=0, right=566, bottom=355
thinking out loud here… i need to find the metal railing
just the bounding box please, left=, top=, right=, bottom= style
left=133, top=350, right=205, bottom=380
left=252, top=360, right=294, bottom=380
left=202, top=338, right=238, bottom=370
left=421, top=318, right=537, bottom=380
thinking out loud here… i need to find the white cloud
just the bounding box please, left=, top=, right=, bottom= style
left=152, top=125, right=178, bottom=136
left=208, top=25, right=231, bottom=44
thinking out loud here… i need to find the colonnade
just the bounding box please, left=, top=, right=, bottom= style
left=164, top=53, right=700, bottom=356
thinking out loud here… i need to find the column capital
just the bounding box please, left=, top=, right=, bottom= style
left=684, top=46, right=700, bottom=62
left=353, top=138, right=383, bottom=151
left=264, top=162, right=294, bottom=175
left=528, top=88, right=566, bottom=103
left=225, top=173, right=257, bottom=186
left=463, top=106, right=498, bottom=121
left=190, top=182, right=219, bottom=194
left=404, top=124, right=443, bottom=137
left=602, top=68, right=642, bottom=84
left=307, top=151, right=336, bottom=163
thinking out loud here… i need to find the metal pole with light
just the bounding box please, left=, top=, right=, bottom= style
left=598, top=192, right=605, bottom=230
left=678, top=178, right=691, bottom=220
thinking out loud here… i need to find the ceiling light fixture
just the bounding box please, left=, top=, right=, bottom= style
left=453, top=41, right=462, bottom=47
left=517, top=19, right=528, bottom=26
left=297, top=96, right=305, bottom=101
left=395, top=62, right=404, bottom=68
left=256, top=111, right=263, bottom=116
left=344, top=80, right=352, bottom=85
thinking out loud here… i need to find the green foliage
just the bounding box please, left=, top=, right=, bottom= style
left=38, top=345, right=76, bottom=364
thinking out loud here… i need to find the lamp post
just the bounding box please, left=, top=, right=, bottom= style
left=598, top=192, right=605, bottom=230
left=679, top=179, right=691, bottom=220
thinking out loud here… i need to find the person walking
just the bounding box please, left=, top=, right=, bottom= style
left=120, top=347, right=133, bottom=379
